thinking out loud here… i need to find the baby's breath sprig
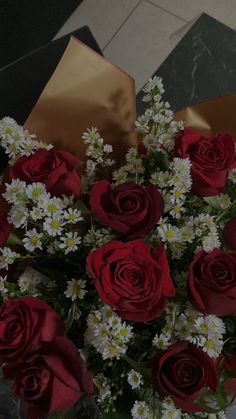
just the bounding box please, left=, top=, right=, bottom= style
left=0, top=117, right=52, bottom=164
left=112, top=147, right=145, bottom=185
left=81, top=127, right=115, bottom=191
left=136, top=76, right=183, bottom=155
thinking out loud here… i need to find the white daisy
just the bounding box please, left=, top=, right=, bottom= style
left=127, top=370, right=143, bottom=390
left=3, top=179, right=26, bottom=204
left=131, top=401, right=150, bottom=419
left=30, top=206, right=44, bottom=221
left=22, top=229, right=43, bottom=252
left=202, top=337, right=223, bottom=358
left=0, top=247, right=20, bottom=270
left=64, top=278, right=87, bottom=301
left=59, top=232, right=81, bottom=254
left=42, top=197, right=63, bottom=216
left=102, top=340, right=126, bottom=360
left=26, top=182, right=47, bottom=201
left=63, top=208, right=83, bottom=224
left=153, top=333, right=171, bottom=349
left=43, top=216, right=63, bottom=237
left=8, top=205, right=28, bottom=228
left=116, top=324, right=133, bottom=342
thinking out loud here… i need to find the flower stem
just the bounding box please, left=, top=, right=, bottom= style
left=215, top=197, right=236, bottom=223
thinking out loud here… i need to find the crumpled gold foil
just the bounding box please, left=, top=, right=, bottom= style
left=24, top=37, right=137, bottom=167
left=174, top=93, right=236, bottom=137
left=24, top=35, right=236, bottom=162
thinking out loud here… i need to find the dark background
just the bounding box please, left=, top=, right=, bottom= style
left=0, top=0, right=83, bottom=68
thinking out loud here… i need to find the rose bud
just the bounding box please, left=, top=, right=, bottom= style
left=3, top=336, right=94, bottom=418
left=175, top=128, right=236, bottom=196
left=9, top=149, right=81, bottom=198
left=223, top=215, right=236, bottom=250
left=0, top=296, right=65, bottom=365
left=187, top=249, right=236, bottom=316
left=154, top=341, right=218, bottom=412
left=87, top=239, right=175, bottom=322
left=90, top=181, right=164, bottom=239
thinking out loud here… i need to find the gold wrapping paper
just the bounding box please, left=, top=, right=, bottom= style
left=174, top=92, right=236, bottom=136
left=24, top=37, right=137, bottom=166
left=24, top=35, right=236, bottom=159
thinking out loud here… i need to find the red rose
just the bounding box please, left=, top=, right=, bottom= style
left=90, top=181, right=164, bottom=239
left=0, top=296, right=65, bottom=364
left=9, top=149, right=81, bottom=198
left=0, top=210, right=11, bottom=246
left=86, top=240, right=175, bottom=322
left=3, top=336, right=94, bottom=419
left=223, top=215, right=236, bottom=250
left=154, top=341, right=218, bottom=412
left=187, top=249, right=236, bottom=316
left=175, top=128, right=236, bottom=196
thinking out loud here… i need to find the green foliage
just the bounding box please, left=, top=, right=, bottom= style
left=64, top=302, right=81, bottom=332
left=6, top=231, right=23, bottom=246
left=203, top=196, right=221, bottom=210
left=102, top=412, right=130, bottom=419
left=144, top=150, right=169, bottom=179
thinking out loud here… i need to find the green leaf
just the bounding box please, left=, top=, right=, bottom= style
left=123, top=355, right=152, bottom=382
left=6, top=231, right=22, bottom=246
left=203, top=196, right=221, bottom=209
left=64, top=303, right=80, bottom=333
left=148, top=151, right=169, bottom=171
left=102, top=412, right=130, bottom=419
left=74, top=200, right=91, bottom=216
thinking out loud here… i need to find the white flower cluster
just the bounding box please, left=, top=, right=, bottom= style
left=136, top=76, right=183, bottom=154
left=228, top=168, right=236, bottom=183
left=112, top=147, right=145, bottom=185
left=82, top=127, right=115, bottom=177
left=152, top=157, right=192, bottom=218
left=153, top=305, right=226, bottom=359
left=83, top=227, right=114, bottom=248
left=94, top=373, right=111, bottom=403
left=160, top=397, right=181, bottom=419
left=156, top=212, right=220, bottom=258
left=216, top=193, right=231, bottom=209
left=0, top=117, right=52, bottom=164
left=194, top=214, right=220, bottom=253
left=0, top=247, right=20, bottom=270
left=131, top=401, right=151, bottom=419
left=64, top=278, right=87, bottom=301
left=18, top=266, right=54, bottom=296
left=85, top=305, right=133, bottom=360
left=127, top=369, right=144, bottom=390
left=4, top=180, right=83, bottom=255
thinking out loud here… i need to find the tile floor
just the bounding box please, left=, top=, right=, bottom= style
left=55, top=0, right=236, bottom=92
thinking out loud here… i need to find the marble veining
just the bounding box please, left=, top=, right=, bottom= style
left=137, top=13, right=236, bottom=114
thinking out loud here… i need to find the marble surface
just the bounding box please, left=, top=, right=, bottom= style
left=151, top=0, right=236, bottom=29
left=103, top=0, right=187, bottom=92
left=137, top=13, right=236, bottom=114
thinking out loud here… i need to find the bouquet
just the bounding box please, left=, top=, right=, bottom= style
left=1, top=42, right=236, bottom=419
